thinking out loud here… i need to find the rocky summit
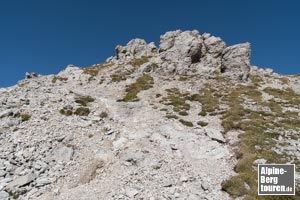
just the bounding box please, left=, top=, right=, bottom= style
left=0, top=30, right=300, bottom=200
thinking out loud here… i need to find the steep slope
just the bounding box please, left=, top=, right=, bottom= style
left=0, top=30, right=300, bottom=200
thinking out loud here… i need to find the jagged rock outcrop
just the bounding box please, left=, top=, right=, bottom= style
left=221, top=43, right=251, bottom=80
left=114, top=30, right=251, bottom=80
left=115, top=39, right=157, bottom=60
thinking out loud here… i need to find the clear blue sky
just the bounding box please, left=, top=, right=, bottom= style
left=0, top=0, right=299, bottom=87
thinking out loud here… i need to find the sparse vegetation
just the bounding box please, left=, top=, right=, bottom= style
left=60, top=108, right=73, bottom=116
left=99, top=111, right=108, bottom=118
left=128, top=56, right=149, bottom=67
left=178, top=111, right=188, bottom=116
left=52, top=76, right=68, bottom=83
left=191, top=85, right=219, bottom=116
left=118, top=74, right=154, bottom=102
left=220, top=81, right=300, bottom=199
left=83, top=62, right=114, bottom=78
left=197, top=121, right=208, bottom=127
left=166, top=114, right=179, bottom=119
left=160, top=88, right=190, bottom=113
left=74, top=107, right=90, bottom=116
left=14, top=112, right=31, bottom=121
left=178, top=119, right=193, bottom=127
left=75, top=96, right=95, bottom=106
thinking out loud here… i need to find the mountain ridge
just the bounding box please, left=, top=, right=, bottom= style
left=0, top=29, right=300, bottom=200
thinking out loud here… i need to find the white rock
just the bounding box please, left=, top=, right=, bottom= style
left=205, top=128, right=226, bottom=143
left=0, top=191, right=9, bottom=200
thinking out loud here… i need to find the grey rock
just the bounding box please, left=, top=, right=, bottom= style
left=221, top=43, right=251, bottom=81
left=6, top=172, right=36, bottom=189
left=36, top=177, right=52, bottom=187
left=116, top=39, right=157, bottom=60
left=205, top=128, right=226, bottom=143
left=25, top=72, right=39, bottom=79
left=201, top=181, right=210, bottom=191
left=0, top=171, right=5, bottom=178
left=253, top=158, right=267, bottom=166
left=125, top=188, right=139, bottom=198
left=159, top=30, right=202, bottom=70
left=0, top=191, right=9, bottom=200
left=52, top=146, right=74, bottom=163
left=203, top=36, right=226, bottom=56
left=0, top=178, right=12, bottom=184
left=0, top=110, right=13, bottom=119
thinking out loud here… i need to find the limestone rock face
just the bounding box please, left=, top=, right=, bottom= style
left=159, top=30, right=202, bottom=74
left=113, top=29, right=251, bottom=80
left=115, top=39, right=157, bottom=60
left=221, top=43, right=251, bottom=80
left=200, top=36, right=226, bottom=68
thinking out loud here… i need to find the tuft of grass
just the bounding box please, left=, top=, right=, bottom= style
left=110, top=73, right=127, bottom=82
left=99, top=111, right=108, bottom=118
left=160, top=88, right=190, bottom=113
left=20, top=113, right=31, bottom=121
left=74, top=107, right=90, bottom=116
left=83, top=62, right=113, bottom=78
left=15, top=112, right=31, bottom=121
left=166, top=114, right=178, bottom=119
left=190, top=86, right=219, bottom=116
left=52, top=76, right=68, bottom=83
left=249, top=74, right=263, bottom=86
left=118, top=74, right=154, bottom=102
left=60, top=109, right=73, bottom=116
left=264, top=87, right=300, bottom=105
left=178, top=111, right=188, bottom=116
left=128, top=56, right=149, bottom=67
left=197, top=121, right=208, bottom=127
left=75, top=96, right=95, bottom=106
left=179, top=119, right=193, bottom=127
left=221, top=175, right=249, bottom=197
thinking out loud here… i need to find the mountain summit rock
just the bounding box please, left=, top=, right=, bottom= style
left=115, top=30, right=251, bottom=80
left=0, top=30, right=299, bottom=200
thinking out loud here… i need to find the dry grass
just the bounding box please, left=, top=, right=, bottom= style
left=118, top=74, right=154, bottom=102
left=74, top=107, right=90, bottom=116
left=128, top=56, right=149, bottom=67
left=83, top=62, right=114, bottom=78
left=221, top=82, right=300, bottom=199
left=52, top=76, right=68, bottom=83
left=178, top=119, right=193, bottom=127
left=75, top=96, right=95, bottom=106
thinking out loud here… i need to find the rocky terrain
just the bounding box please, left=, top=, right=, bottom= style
left=0, top=30, right=300, bottom=200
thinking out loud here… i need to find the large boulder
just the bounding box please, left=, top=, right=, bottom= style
left=115, top=39, right=157, bottom=60
left=221, top=43, right=251, bottom=80
left=200, top=36, right=226, bottom=68
left=159, top=30, right=202, bottom=64
left=158, top=30, right=203, bottom=74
